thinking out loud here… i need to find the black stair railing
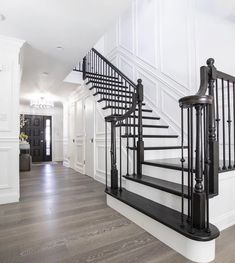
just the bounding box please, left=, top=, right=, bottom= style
left=179, top=58, right=235, bottom=233
left=76, top=48, right=144, bottom=190
left=179, top=62, right=214, bottom=233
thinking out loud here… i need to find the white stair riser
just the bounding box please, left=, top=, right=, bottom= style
left=143, top=149, right=182, bottom=160
left=142, top=164, right=189, bottom=185
left=125, top=179, right=188, bottom=212
left=119, top=126, right=170, bottom=135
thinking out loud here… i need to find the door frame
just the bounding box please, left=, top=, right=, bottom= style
left=84, top=95, right=95, bottom=178
left=20, top=114, right=53, bottom=162
left=43, top=116, right=52, bottom=162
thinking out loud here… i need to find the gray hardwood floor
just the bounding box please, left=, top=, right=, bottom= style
left=0, top=163, right=234, bottom=263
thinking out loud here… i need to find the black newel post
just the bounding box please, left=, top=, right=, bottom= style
left=193, top=105, right=206, bottom=229
left=82, top=56, right=87, bottom=80
left=110, top=120, right=118, bottom=189
left=137, top=79, right=144, bottom=177
left=207, top=58, right=219, bottom=196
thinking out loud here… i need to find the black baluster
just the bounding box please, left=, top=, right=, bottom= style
left=180, top=107, right=185, bottom=227
left=193, top=105, right=205, bottom=229
left=119, top=126, right=122, bottom=191
left=137, top=79, right=144, bottom=177
left=133, top=96, right=136, bottom=176
left=82, top=56, right=87, bottom=80
left=222, top=79, right=226, bottom=169
left=110, top=120, right=118, bottom=189
left=190, top=107, right=194, bottom=233
left=187, top=108, right=191, bottom=221
left=227, top=80, right=232, bottom=168
left=204, top=105, right=211, bottom=233
left=215, top=80, right=220, bottom=143
left=105, top=121, right=108, bottom=191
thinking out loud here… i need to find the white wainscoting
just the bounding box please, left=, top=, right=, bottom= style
left=0, top=36, right=24, bottom=204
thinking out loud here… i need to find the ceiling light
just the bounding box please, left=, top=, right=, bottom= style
left=0, top=14, right=5, bottom=21
left=30, top=97, right=54, bottom=109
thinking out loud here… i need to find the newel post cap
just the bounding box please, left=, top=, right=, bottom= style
left=206, top=58, right=215, bottom=67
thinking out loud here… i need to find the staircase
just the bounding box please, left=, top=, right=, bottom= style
left=75, top=49, right=235, bottom=262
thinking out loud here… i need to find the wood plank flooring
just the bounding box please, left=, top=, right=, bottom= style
left=0, top=163, right=234, bottom=263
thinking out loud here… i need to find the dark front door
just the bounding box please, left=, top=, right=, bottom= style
left=21, top=115, right=52, bottom=162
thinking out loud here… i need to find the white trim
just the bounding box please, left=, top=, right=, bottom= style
left=107, top=195, right=215, bottom=263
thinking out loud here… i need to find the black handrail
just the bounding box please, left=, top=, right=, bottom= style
left=80, top=47, right=144, bottom=190
left=92, top=48, right=137, bottom=88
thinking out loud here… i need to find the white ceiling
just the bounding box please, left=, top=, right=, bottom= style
left=0, top=0, right=132, bottom=103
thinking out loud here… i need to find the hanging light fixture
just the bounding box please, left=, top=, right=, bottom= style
left=30, top=97, right=54, bottom=109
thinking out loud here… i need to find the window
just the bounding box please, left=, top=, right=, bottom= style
left=45, top=119, right=51, bottom=156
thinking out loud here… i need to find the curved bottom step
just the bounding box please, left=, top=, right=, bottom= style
left=106, top=188, right=220, bottom=263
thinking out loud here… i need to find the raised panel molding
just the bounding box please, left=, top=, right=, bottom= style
left=0, top=59, right=15, bottom=132
left=0, top=147, right=11, bottom=189
left=105, top=22, right=119, bottom=56
left=161, top=89, right=182, bottom=130
left=119, top=56, right=134, bottom=80
left=159, top=0, right=193, bottom=90
left=135, top=0, right=157, bottom=68
left=118, top=2, right=134, bottom=54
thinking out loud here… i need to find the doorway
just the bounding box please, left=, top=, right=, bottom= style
left=84, top=96, right=94, bottom=178
left=21, top=115, right=52, bottom=162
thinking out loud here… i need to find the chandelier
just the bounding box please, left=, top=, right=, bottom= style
left=30, top=97, right=54, bottom=109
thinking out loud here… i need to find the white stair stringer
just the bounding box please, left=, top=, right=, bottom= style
left=107, top=194, right=215, bottom=263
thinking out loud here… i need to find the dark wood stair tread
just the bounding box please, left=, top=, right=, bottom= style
left=87, top=75, right=119, bottom=81
left=129, top=146, right=187, bottom=150
left=106, top=188, right=219, bottom=241
left=90, top=86, right=128, bottom=91
left=86, top=79, right=123, bottom=85
left=123, top=174, right=188, bottom=198
left=116, top=124, right=169, bottom=128
left=121, top=134, right=178, bottom=138
left=73, top=69, right=118, bottom=80
left=98, top=98, right=145, bottom=105
left=105, top=114, right=160, bottom=120
left=94, top=92, right=133, bottom=99
left=143, top=158, right=195, bottom=172
left=87, top=81, right=126, bottom=88
left=102, top=106, right=152, bottom=112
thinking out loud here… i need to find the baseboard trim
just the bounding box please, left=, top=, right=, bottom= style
left=0, top=192, right=19, bottom=205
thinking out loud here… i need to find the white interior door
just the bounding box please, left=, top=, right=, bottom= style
left=69, top=103, right=76, bottom=169
left=85, top=96, right=95, bottom=178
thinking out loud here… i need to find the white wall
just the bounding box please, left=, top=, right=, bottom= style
left=96, top=0, right=235, bottom=134
left=0, top=35, right=25, bottom=204
left=20, top=104, right=64, bottom=162
left=65, top=0, right=235, bottom=182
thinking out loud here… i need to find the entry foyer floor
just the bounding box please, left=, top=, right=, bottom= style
left=0, top=163, right=234, bottom=263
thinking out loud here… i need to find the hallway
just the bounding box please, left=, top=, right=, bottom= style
left=0, top=163, right=234, bottom=263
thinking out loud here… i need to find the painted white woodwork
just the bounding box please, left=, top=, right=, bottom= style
left=84, top=96, right=95, bottom=178
left=100, top=0, right=235, bottom=136
left=0, top=35, right=25, bottom=204
left=63, top=102, right=69, bottom=167
left=107, top=195, right=216, bottom=263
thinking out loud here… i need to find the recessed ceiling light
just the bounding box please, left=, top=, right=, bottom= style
left=56, top=46, right=63, bottom=50
left=0, top=14, right=6, bottom=22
